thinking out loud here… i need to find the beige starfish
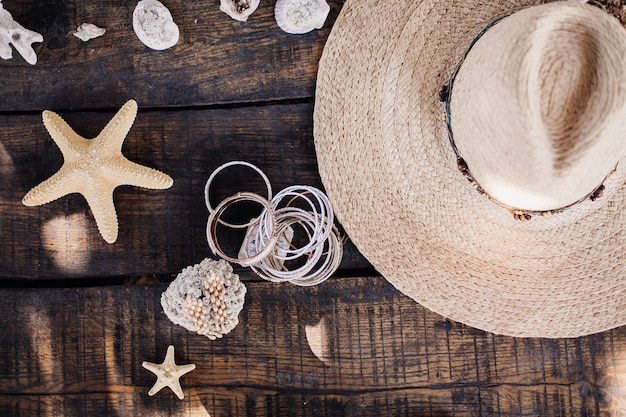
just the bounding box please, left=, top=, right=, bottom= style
left=142, top=345, right=196, bottom=400
left=22, top=99, right=173, bottom=243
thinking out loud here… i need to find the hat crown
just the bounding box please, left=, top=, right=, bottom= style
left=451, top=2, right=626, bottom=211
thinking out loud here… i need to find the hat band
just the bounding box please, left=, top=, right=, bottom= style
left=442, top=15, right=614, bottom=221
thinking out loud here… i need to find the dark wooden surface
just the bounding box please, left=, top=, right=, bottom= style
left=3, top=277, right=626, bottom=417
left=0, top=103, right=367, bottom=279
left=1, top=0, right=626, bottom=416
left=1, top=0, right=340, bottom=111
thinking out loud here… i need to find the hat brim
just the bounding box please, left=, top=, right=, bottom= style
left=313, top=0, right=626, bottom=338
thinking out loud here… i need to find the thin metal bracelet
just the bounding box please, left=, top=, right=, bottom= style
left=253, top=223, right=343, bottom=286
left=258, top=186, right=334, bottom=260
left=204, top=161, right=273, bottom=229
left=252, top=210, right=325, bottom=281
left=206, top=192, right=278, bottom=267
left=289, top=226, right=343, bottom=286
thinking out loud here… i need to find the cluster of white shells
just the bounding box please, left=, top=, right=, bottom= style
left=220, top=0, right=330, bottom=34
left=161, top=258, right=247, bottom=340
left=3, top=0, right=330, bottom=66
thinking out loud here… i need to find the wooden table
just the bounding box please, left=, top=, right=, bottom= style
left=1, top=0, right=626, bottom=416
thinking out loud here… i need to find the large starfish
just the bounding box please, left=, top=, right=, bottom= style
left=142, top=345, right=196, bottom=400
left=22, top=99, right=173, bottom=243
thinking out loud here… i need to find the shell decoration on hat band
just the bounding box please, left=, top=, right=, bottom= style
left=442, top=14, right=618, bottom=222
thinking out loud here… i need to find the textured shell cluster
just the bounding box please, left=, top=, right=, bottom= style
left=161, top=258, right=246, bottom=340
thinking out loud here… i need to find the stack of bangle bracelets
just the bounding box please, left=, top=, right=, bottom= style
left=204, top=161, right=343, bottom=286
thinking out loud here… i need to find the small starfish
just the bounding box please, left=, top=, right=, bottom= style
left=142, top=345, right=196, bottom=400
left=22, top=99, right=173, bottom=243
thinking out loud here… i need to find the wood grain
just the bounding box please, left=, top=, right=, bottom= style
left=0, top=103, right=369, bottom=279
left=0, top=277, right=624, bottom=416
left=0, top=0, right=342, bottom=112
left=3, top=1, right=626, bottom=416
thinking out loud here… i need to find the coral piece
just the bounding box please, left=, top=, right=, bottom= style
left=274, top=0, right=330, bottom=34
left=73, top=23, right=106, bottom=42
left=0, top=2, right=43, bottom=64
left=133, top=0, right=179, bottom=50
left=22, top=99, right=174, bottom=244
left=161, top=258, right=247, bottom=340
left=220, top=0, right=261, bottom=22
left=142, top=345, right=196, bottom=400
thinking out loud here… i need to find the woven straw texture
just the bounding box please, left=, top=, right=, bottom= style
left=313, top=0, right=626, bottom=338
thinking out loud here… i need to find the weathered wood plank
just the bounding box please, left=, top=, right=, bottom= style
left=0, top=385, right=611, bottom=417
left=0, top=0, right=342, bottom=111
left=0, top=277, right=624, bottom=416
left=0, top=103, right=369, bottom=279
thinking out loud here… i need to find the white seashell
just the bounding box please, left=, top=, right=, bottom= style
left=274, top=0, right=330, bottom=35
left=133, top=0, right=179, bottom=51
left=73, top=23, right=106, bottom=42
left=220, top=0, right=261, bottom=22
left=0, top=2, right=43, bottom=65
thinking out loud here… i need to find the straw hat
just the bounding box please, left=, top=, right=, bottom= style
left=313, top=0, right=626, bottom=338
